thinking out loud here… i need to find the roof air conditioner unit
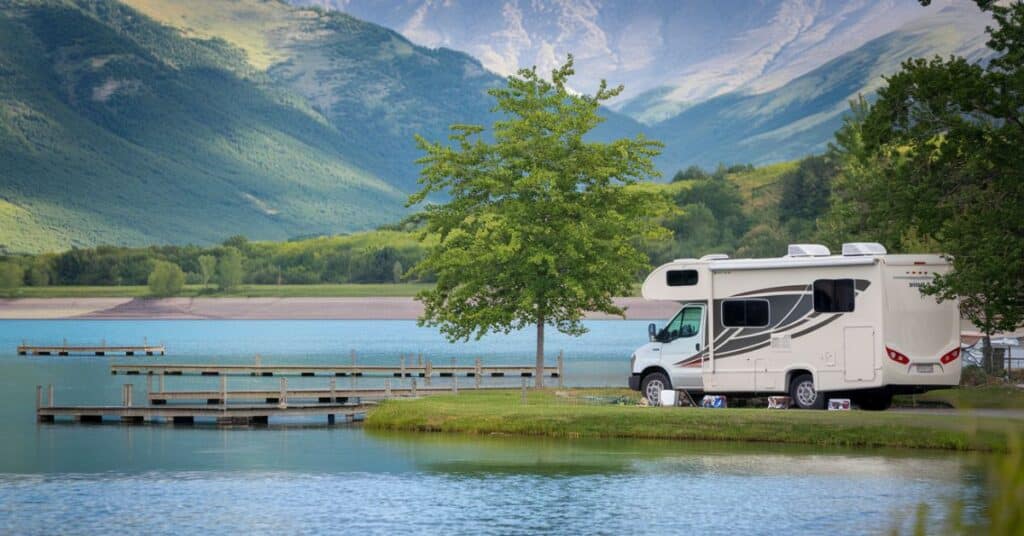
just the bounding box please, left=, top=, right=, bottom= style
left=787, top=244, right=831, bottom=257
left=699, top=254, right=729, bottom=261
left=842, top=242, right=887, bottom=256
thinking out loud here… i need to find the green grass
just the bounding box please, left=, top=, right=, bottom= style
left=365, top=388, right=1022, bottom=452
left=11, top=283, right=432, bottom=298
left=898, top=386, right=1024, bottom=410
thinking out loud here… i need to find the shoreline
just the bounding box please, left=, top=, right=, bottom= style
left=0, top=296, right=679, bottom=321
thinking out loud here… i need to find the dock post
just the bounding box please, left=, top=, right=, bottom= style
left=400, top=354, right=406, bottom=378
left=557, top=350, right=564, bottom=388
left=146, top=375, right=153, bottom=397
left=418, top=353, right=423, bottom=368
left=453, top=374, right=459, bottom=395
left=220, top=376, right=227, bottom=407
left=159, top=373, right=165, bottom=393
left=521, top=377, right=528, bottom=404
left=255, top=353, right=261, bottom=367
left=122, top=384, right=133, bottom=407
left=36, top=385, right=42, bottom=411
left=350, top=350, right=357, bottom=389
left=385, top=378, right=392, bottom=397
left=47, top=384, right=53, bottom=407
left=279, top=378, right=287, bottom=408
left=411, top=377, right=417, bottom=397
left=330, top=377, right=337, bottom=402
left=474, top=358, right=481, bottom=389
left=425, top=360, right=432, bottom=387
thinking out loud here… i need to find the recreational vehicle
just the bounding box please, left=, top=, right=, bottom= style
left=627, top=243, right=962, bottom=410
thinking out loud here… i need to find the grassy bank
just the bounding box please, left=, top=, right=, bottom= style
left=9, top=283, right=433, bottom=298
left=898, top=386, right=1024, bottom=410
left=366, top=389, right=1021, bottom=452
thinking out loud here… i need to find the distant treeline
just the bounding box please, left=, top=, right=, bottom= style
left=0, top=229, right=433, bottom=288
left=0, top=157, right=834, bottom=290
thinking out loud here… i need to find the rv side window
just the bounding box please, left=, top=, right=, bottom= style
left=721, top=299, right=770, bottom=328
left=667, top=269, right=698, bottom=287
left=813, top=279, right=855, bottom=313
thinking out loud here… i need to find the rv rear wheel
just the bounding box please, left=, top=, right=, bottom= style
left=641, top=372, right=671, bottom=406
left=789, top=373, right=825, bottom=410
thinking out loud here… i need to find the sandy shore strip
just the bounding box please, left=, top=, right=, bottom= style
left=0, top=297, right=680, bottom=321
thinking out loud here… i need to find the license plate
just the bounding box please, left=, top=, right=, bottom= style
left=916, top=364, right=934, bottom=373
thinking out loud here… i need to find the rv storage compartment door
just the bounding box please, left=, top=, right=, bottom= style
left=843, top=326, right=875, bottom=381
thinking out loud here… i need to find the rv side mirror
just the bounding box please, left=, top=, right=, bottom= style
left=648, top=323, right=657, bottom=341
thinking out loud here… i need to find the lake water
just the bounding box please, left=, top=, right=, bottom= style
left=0, top=320, right=992, bottom=534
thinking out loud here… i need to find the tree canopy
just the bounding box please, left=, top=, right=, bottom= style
left=410, top=56, right=669, bottom=383
left=825, top=1, right=1024, bottom=368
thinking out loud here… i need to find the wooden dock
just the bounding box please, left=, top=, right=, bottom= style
left=146, top=380, right=505, bottom=405
left=110, top=355, right=562, bottom=380
left=19, top=340, right=164, bottom=356
left=35, top=385, right=365, bottom=426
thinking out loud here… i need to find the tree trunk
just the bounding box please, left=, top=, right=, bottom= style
left=535, top=314, right=544, bottom=388
left=982, top=334, right=993, bottom=374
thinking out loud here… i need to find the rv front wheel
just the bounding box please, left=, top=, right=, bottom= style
left=789, top=373, right=825, bottom=410
left=641, top=372, right=671, bottom=406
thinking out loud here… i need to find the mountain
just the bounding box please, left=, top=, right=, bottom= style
left=649, top=2, right=992, bottom=168
left=292, top=0, right=988, bottom=123
left=0, top=0, right=648, bottom=253
left=0, top=0, right=995, bottom=253
left=0, top=0, right=501, bottom=253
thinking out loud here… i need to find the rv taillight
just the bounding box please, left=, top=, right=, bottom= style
left=940, top=347, right=960, bottom=364
left=886, top=347, right=910, bottom=365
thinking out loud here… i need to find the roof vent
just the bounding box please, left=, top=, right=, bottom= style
left=699, top=253, right=729, bottom=261
left=787, top=244, right=831, bottom=257
left=842, top=242, right=887, bottom=256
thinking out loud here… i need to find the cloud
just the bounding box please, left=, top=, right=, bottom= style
left=400, top=1, right=446, bottom=48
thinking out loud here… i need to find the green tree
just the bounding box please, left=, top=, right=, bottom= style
left=0, top=262, right=24, bottom=297
left=216, top=247, right=245, bottom=292
left=147, top=261, right=185, bottom=297
left=825, top=1, right=1024, bottom=371
left=28, top=259, right=50, bottom=286
left=779, top=155, right=836, bottom=226
left=197, top=255, right=217, bottom=289
left=410, top=56, right=669, bottom=385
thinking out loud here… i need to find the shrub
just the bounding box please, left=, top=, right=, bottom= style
left=216, top=247, right=245, bottom=291
left=0, top=262, right=24, bottom=296
left=147, top=261, right=185, bottom=297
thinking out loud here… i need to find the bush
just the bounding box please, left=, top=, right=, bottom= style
left=0, top=262, right=24, bottom=296
left=147, top=261, right=185, bottom=297
left=216, top=247, right=245, bottom=291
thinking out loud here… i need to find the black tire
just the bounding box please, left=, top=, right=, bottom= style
left=857, top=393, right=893, bottom=411
left=641, top=372, right=672, bottom=406
left=789, top=373, right=825, bottom=410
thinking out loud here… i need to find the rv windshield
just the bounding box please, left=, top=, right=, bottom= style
left=658, top=306, right=701, bottom=342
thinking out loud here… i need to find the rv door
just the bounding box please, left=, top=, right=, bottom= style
left=659, top=305, right=705, bottom=388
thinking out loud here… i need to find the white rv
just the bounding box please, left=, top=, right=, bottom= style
left=627, top=243, right=962, bottom=410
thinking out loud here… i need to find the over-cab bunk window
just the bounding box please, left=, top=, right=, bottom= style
left=667, top=269, right=698, bottom=286
left=721, top=299, right=770, bottom=327
left=813, top=279, right=855, bottom=313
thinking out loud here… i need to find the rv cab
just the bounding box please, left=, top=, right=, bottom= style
left=628, top=243, right=962, bottom=410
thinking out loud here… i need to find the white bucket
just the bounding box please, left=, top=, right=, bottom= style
left=660, top=390, right=677, bottom=407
